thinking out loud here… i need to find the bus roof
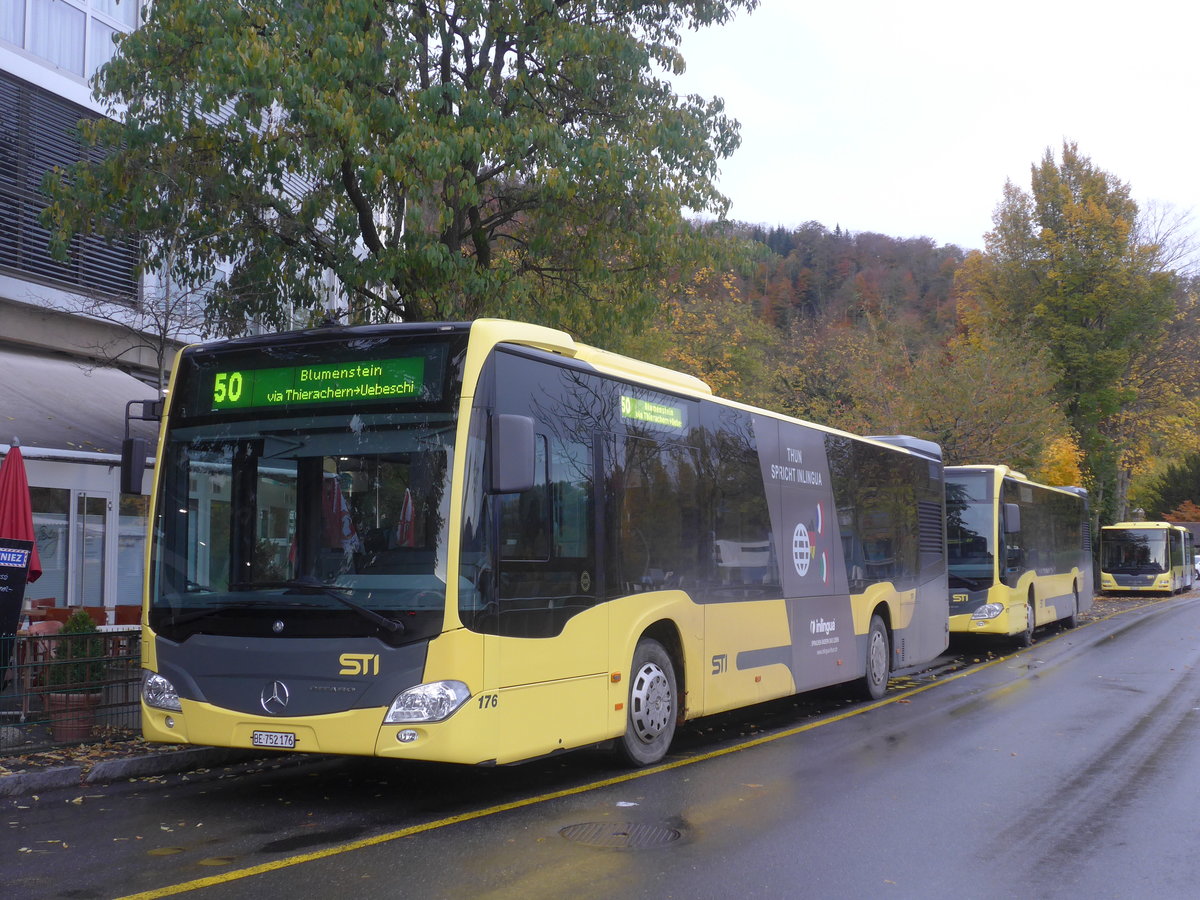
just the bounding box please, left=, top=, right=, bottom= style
left=866, top=435, right=942, bottom=461
left=944, top=464, right=1087, bottom=497
left=1102, top=521, right=1183, bottom=530
left=469, top=318, right=715, bottom=396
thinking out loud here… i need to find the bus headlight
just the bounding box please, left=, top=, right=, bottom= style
left=384, top=681, right=471, bottom=724
left=142, top=670, right=182, bottom=711
left=971, top=603, right=1004, bottom=620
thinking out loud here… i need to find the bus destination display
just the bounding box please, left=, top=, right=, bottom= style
left=620, top=395, right=685, bottom=429
left=210, top=358, right=425, bottom=411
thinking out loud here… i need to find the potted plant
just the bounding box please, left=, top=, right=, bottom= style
left=44, top=608, right=104, bottom=742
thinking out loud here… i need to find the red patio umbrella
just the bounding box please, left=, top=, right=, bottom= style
left=0, top=438, right=42, bottom=583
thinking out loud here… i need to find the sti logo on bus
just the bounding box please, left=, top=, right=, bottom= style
left=339, top=654, right=380, bottom=676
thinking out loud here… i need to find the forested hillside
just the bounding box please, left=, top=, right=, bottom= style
left=627, top=144, right=1200, bottom=526
left=739, top=222, right=963, bottom=344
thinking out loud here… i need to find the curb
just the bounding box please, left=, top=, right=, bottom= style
left=85, top=747, right=265, bottom=783
left=0, top=748, right=267, bottom=798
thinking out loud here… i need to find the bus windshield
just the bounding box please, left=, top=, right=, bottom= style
left=149, top=333, right=466, bottom=645
left=1101, top=529, right=1169, bottom=576
left=946, top=472, right=995, bottom=590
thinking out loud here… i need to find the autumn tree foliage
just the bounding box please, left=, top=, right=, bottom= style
left=954, top=142, right=1180, bottom=521
left=621, top=265, right=797, bottom=410
left=1137, top=453, right=1200, bottom=520
left=783, top=315, right=1066, bottom=470
left=1099, top=286, right=1200, bottom=517
left=738, top=223, right=963, bottom=343
left=1163, top=500, right=1200, bottom=523
left=44, top=0, right=758, bottom=339
left=1034, top=434, right=1085, bottom=488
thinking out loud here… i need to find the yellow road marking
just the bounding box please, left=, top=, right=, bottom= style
left=116, top=600, right=1159, bottom=899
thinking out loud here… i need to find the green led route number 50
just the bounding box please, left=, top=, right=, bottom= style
left=213, top=371, right=244, bottom=405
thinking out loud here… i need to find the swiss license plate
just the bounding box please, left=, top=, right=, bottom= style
left=251, top=730, right=296, bottom=749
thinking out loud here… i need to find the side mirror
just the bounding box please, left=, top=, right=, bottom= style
left=120, top=398, right=162, bottom=495
left=120, top=437, right=148, bottom=495
left=489, top=414, right=535, bottom=494
left=1002, top=502, right=1021, bottom=535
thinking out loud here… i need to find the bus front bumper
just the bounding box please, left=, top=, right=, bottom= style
left=1099, top=573, right=1173, bottom=592
left=141, top=699, right=503, bottom=766
left=949, top=603, right=1025, bottom=636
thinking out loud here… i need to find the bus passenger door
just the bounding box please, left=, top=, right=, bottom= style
left=488, top=425, right=609, bottom=756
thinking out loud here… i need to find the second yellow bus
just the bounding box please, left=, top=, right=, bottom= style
left=945, top=465, right=1093, bottom=645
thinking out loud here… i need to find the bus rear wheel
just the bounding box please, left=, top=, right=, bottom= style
left=1062, top=584, right=1080, bottom=629
left=859, top=615, right=890, bottom=701
left=616, top=638, right=677, bottom=766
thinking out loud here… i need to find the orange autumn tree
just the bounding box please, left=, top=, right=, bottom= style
left=1033, top=434, right=1085, bottom=487
left=1163, top=500, right=1200, bottom=522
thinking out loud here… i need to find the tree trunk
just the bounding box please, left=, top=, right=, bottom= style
left=1114, top=466, right=1132, bottom=521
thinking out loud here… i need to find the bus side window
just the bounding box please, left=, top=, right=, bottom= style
left=610, top=435, right=706, bottom=597
left=497, top=435, right=549, bottom=561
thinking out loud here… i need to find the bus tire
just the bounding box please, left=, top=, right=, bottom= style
left=616, top=638, right=677, bottom=767
left=1015, top=596, right=1035, bottom=647
left=859, top=614, right=890, bottom=701
left=1062, top=583, right=1080, bottom=629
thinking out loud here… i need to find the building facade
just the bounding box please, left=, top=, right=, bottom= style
left=1, top=2, right=176, bottom=618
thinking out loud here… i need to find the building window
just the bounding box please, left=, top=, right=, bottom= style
left=91, top=0, right=135, bottom=29
left=1, top=3, right=27, bottom=50
left=29, top=0, right=86, bottom=76
left=0, top=69, right=139, bottom=299
left=1, top=0, right=137, bottom=78
left=30, top=485, right=69, bottom=607
left=89, top=17, right=117, bottom=73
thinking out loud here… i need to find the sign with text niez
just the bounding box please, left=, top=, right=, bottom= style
left=0, top=538, right=33, bottom=636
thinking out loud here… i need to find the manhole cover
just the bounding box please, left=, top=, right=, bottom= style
left=559, top=822, right=682, bottom=849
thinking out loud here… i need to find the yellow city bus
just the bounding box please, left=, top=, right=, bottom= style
left=127, top=319, right=949, bottom=766
left=945, top=466, right=1093, bottom=645
left=1099, top=522, right=1194, bottom=594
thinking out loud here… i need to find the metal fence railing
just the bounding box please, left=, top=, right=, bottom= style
left=0, top=629, right=141, bottom=755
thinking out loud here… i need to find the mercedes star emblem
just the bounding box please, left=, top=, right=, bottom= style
left=260, top=680, right=290, bottom=715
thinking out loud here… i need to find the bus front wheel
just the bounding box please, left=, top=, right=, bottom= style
left=860, top=614, right=890, bottom=701
left=617, top=638, right=677, bottom=767
left=1015, top=598, right=1035, bottom=647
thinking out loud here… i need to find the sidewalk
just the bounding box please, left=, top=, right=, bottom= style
left=0, top=733, right=268, bottom=798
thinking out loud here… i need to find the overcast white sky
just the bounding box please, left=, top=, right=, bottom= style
left=673, top=0, right=1200, bottom=250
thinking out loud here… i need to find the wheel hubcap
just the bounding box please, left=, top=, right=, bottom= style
left=630, top=662, right=671, bottom=743
left=868, top=630, right=887, bottom=685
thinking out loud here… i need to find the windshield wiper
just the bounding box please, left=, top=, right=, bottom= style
left=163, top=599, right=272, bottom=628
left=231, top=577, right=405, bottom=634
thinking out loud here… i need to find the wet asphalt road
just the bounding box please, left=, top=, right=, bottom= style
left=6, top=593, right=1200, bottom=899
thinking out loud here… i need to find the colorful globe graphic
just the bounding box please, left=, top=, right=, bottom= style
left=792, top=522, right=811, bottom=576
